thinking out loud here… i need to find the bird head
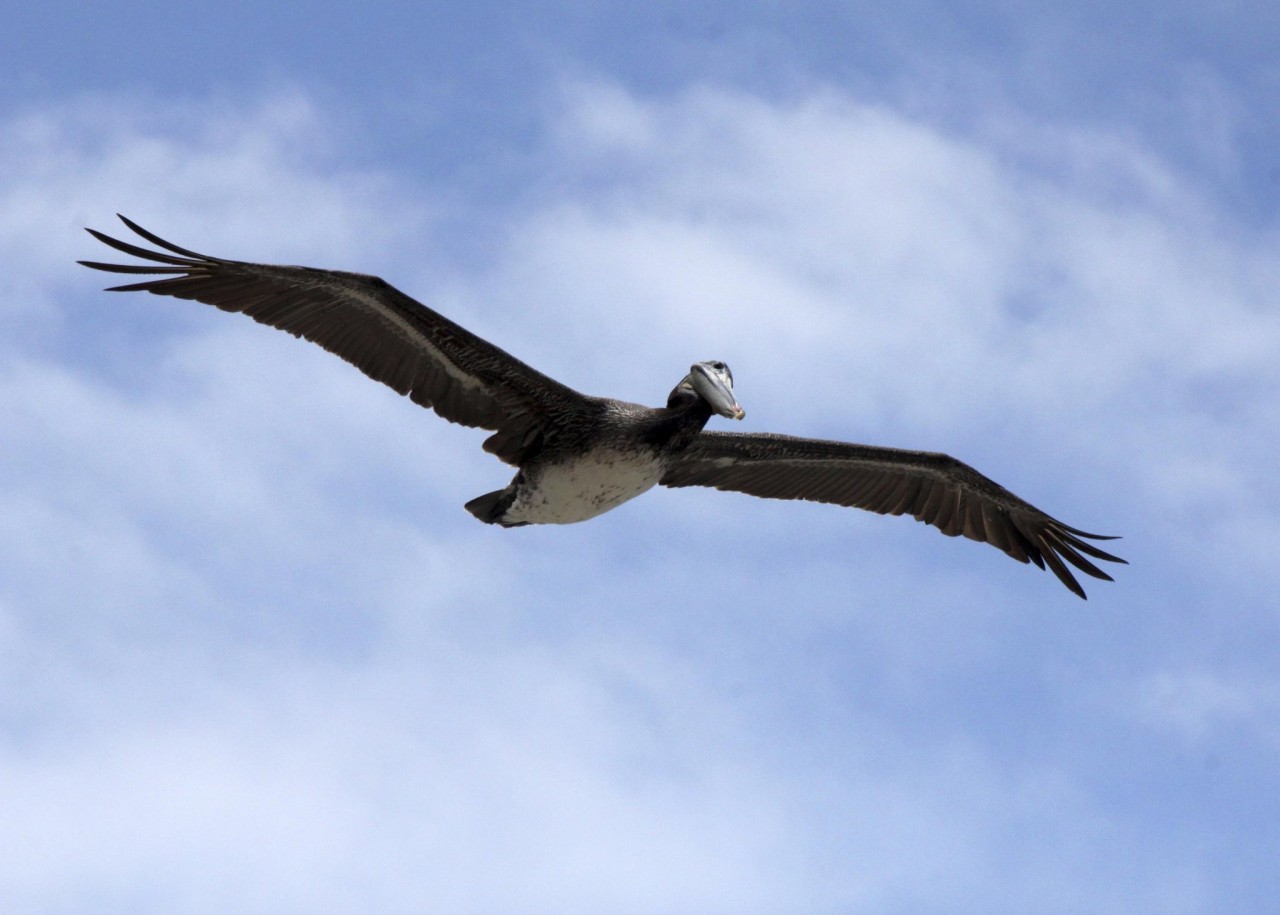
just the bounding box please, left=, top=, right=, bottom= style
left=670, top=360, right=745, bottom=419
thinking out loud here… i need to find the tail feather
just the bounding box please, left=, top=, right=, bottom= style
left=465, top=488, right=523, bottom=525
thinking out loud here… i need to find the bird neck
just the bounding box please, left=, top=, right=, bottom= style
left=648, top=393, right=713, bottom=452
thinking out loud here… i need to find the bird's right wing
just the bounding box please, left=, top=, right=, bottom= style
left=661, top=430, right=1125, bottom=598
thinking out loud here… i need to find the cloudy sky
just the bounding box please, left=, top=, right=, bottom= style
left=3, top=3, right=1278, bottom=913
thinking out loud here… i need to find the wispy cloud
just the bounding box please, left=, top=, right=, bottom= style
left=1135, top=669, right=1280, bottom=748
left=3, top=72, right=1278, bottom=912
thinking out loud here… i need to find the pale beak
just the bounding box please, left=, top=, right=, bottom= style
left=691, top=363, right=745, bottom=420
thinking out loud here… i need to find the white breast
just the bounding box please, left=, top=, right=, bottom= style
left=502, top=450, right=664, bottom=525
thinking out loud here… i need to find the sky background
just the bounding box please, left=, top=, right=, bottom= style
left=3, top=3, right=1279, bottom=913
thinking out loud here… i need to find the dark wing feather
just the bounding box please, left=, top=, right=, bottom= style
left=661, top=431, right=1126, bottom=598
left=79, top=215, right=597, bottom=464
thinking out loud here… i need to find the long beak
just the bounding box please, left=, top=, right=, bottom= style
left=691, top=364, right=745, bottom=420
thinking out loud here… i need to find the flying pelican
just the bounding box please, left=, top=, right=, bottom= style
left=80, top=215, right=1125, bottom=597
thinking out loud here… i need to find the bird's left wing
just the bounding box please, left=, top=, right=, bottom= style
left=660, top=430, right=1125, bottom=598
left=79, top=215, right=598, bottom=465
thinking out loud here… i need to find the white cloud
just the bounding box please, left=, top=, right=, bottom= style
left=1134, top=669, right=1280, bottom=747
left=0, top=638, right=827, bottom=915
left=3, top=76, right=1277, bottom=913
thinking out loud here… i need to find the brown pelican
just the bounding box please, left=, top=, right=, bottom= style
left=80, top=215, right=1125, bottom=598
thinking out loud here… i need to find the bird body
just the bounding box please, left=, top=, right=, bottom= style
left=80, top=216, right=1125, bottom=597
left=469, top=395, right=715, bottom=525
left=478, top=445, right=667, bottom=526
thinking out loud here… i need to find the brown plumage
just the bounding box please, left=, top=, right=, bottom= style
left=80, top=214, right=596, bottom=467
left=81, top=215, right=1125, bottom=597
left=660, top=432, right=1124, bottom=598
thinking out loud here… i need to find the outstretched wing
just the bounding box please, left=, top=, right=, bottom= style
left=79, top=215, right=597, bottom=465
left=661, top=431, right=1125, bottom=598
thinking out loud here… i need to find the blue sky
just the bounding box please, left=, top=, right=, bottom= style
left=3, top=3, right=1279, bottom=913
